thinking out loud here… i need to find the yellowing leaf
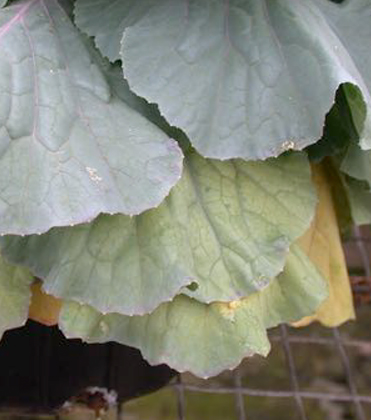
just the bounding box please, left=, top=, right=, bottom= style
left=29, top=281, right=62, bottom=326
left=293, top=163, right=355, bottom=327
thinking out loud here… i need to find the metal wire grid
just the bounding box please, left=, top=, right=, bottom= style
left=167, top=227, right=371, bottom=420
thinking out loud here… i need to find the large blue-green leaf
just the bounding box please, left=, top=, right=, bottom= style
left=74, top=0, right=153, bottom=62
left=0, top=254, right=33, bottom=338
left=59, top=245, right=327, bottom=378
left=0, top=151, right=315, bottom=314
left=93, top=0, right=371, bottom=160
left=0, top=0, right=182, bottom=235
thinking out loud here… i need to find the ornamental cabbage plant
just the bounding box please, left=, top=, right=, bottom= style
left=0, top=0, right=370, bottom=378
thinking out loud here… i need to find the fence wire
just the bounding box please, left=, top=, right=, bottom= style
left=165, top=227, right=371, bottom=420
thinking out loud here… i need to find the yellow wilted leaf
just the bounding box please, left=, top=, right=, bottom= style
left=293, top=163, right=355, bottom=327
left=29, top=281, right=62, bottom=326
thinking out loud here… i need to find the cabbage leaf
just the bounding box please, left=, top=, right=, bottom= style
left=95, top=0, right=371, bottom=160
left=0, top=151, right=316, bottom=314
left=0, top=0, right=182, bottom=235
left=59, top=245, right=327, bottom=378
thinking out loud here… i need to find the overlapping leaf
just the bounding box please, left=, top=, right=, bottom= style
left=307, top=83, right=366, bottom=162
left=294, top=164, right=354, bottom=327
left=59, top=245, right=327, bottom=378
left=0, top=0, right=364, bottom=380
left=0, top=0, right=182, bottom=235
left=344, top=178, right=371, bottom=226
left=339, top=143, right=371, bottom=224
left=341, top=144, right=371, bottom=183
left=0, top=151, right=315, bottom=314
left=0, top=254, right=33, bottom=338
left=313, top=0, right=371, bottom=150
left=82, top=0, right=371, bottom=160
left=74, top=0, right=153, bottom=62
left=306, top=79, right=365, bottom=230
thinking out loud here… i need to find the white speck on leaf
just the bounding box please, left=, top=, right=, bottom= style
left=86, top=166, right=103, bottom=183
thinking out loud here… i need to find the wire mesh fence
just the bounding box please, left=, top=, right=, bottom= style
left=127, top=227, right=371, bottom=420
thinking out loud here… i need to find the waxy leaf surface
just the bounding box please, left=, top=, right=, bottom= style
left=0, top=152, right=316, bottom=314
left=106, top=0, right=371, bottom=160
left=74, top=0, right=153, bottom=62
left=59, top=245, right=327, bottom=378
left=0, top=0, right=182, bottom=235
